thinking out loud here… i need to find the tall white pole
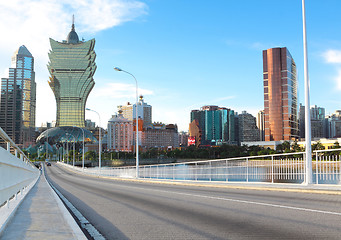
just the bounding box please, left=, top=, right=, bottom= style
left=114, top=67, right=139, bottom=178
left=46, top=130, right=48, bottom=161
left=302, top=0, right=312, bottom=184
left=74, top=126, right=85, bottom=170
left=86, top=108, right=101, bottom=171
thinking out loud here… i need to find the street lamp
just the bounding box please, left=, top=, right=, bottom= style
left=66, top=133, right=70, bottom=165
left=302, top=0, right=312, bottom=184
left=114, top=66, right=139, bottom=178
left=73, top=126, right=85, bottom=170
left=86, top=108, right=101, bottom=171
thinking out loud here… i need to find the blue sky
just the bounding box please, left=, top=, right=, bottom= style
left=0, top=0, right=340, bottom=131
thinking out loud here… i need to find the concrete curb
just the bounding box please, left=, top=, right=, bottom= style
left=0, top=173, right=40, bottom=236
left=43, top=166, right=87, bottom=240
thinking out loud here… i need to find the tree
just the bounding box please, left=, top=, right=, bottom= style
left=312, top=141, right=324, bottom=151
left=291, top=141, right=302, bottom=152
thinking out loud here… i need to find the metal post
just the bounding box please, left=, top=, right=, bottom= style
left=86, top=108, right=101, bottom=172
left=73, top=139, right=75, bottom=166
left=316, top=151, right=319, bottom=184
left=7, top=142, right=10, bottom=152
left=67, top=140, right=69, bottom=165
left=302, top=0, right=312, bottom=184
left=46, top=130, right=49, bottom=161
left=114, top=67, right=139, bottom=179
left=271, top=156, right=274, bottom=183
left=246, top=158, right=249, bottom=182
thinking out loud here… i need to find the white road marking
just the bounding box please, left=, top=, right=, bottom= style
left=122, top=185, right=341, bottom=217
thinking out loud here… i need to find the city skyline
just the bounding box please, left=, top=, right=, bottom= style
left=0, top=1, right=340, bottom=131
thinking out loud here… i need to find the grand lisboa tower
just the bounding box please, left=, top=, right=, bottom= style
left=47, top=18, right=96, bottom=128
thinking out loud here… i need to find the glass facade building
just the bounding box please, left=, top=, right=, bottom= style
left=48, top=21, right=96, bottom=127
left=0, top=45, right=36, bottom=146
left=190, top=106, right=236, bottom=145
left=263, top=47, right=298, bottom=141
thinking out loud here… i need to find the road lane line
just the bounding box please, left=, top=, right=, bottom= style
left=56, top=163, right=341, bottom=216
left=122, top=185, right=341, bottom=217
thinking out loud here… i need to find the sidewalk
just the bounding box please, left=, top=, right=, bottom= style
left=0, top=168, right=86, bottom=240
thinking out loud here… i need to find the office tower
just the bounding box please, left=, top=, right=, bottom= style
left=326, top=110, right=341, bottom=138
left=299, top=104, right=326, bottom=139
left=107, top=109, right=133, bottom=152
left=263, top=47, right=299, bottom=141
left=0, top=45, right=36, bottom=147
left=188, top=120, right=201, bottom=147
left=310, top=105, right=326, bottom=139
left=298, top=104, right=305, bottom=139
left=47, top=19, right=96, bottom=127
left=119, top=95, right=152, bottom=127
left=257, top=110, right=265, bottom=141
left=190, top=105, right=236, bottom=145
left=141, top=123, right=179, bottom=149
left=178, top=131, right=189, bottom=147
left=238, top=111, right=260, bottom=142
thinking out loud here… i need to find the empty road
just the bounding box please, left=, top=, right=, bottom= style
left=45, top=163, right=341, bottom=239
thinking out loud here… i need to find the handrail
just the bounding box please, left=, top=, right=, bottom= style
left=0, top=127, right=31, bottom=164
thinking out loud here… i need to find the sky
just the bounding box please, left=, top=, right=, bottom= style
left=0, top=0, right=341, bottom=132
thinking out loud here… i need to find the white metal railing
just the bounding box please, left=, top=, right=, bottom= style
left=60, top=149, right=341, bottom=185
left=0, top=127, right=40, bottom=207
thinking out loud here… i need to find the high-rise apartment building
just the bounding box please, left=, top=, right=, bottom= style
left=326, top=110, right=341, bottom=138
left=238, top=111, right=260, bottom=142
left=0, top=45, right=36, bottom=147
left=141, top=123, right=179, bottom=149
left=119, top=95, right=152, bottom=127
left=257, top=110, right=265, bottom=141
left=311, top=105, right=326, bottom=139
left=298, top=104, right=305, bottom=139
left=263, top=47, right=298, bottom=141
left=107, top=109, right=133, bottom=152
left=48, top=19, right=96, bottom=127
left=299, top=104, right=327, bottom=139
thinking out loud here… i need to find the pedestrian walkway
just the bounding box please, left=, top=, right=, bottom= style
left=0, top=168, right=86, bottom=240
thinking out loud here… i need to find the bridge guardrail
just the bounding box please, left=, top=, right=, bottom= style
left=59, top=149, right=341, bottom=185
left=0, top=127, right=40, bottom=207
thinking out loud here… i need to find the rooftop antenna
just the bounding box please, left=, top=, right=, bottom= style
left=72, top=14, right=75, bottom=31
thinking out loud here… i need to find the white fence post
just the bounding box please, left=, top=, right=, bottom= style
left=246, top=158, right=249, bottom=182
left=271, top=156, right=274, bottom=183
left=316, top=152, right=319, bottom=184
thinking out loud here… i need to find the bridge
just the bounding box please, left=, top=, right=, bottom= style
left=1, top=128, right=341, bottom=239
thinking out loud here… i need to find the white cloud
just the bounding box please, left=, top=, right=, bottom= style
left=0, top=0, right=147, bottom=127
left=92, top=82, right=154, bottom=99
left=322, top=49, right=341, bottom=91
left=323, top=49, right=341, bottom=63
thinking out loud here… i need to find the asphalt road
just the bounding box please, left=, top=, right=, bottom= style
left=45, top=163, right=341, bottom=240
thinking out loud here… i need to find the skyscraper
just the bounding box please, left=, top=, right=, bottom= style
left=48, top=18, right=96, bottom=127
left=0, top=45, right=36, bottom=147
left=263, top=47, right=298, bottom=141
left=119, top=95, right=152, bottom=127
left=257, top=110, right=265, bottom=141
left=190, top=105, right=236, bottom=145
left=238, top=111, right=260, bottom=142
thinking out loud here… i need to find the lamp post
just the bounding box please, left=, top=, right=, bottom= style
left=66, top=133, right=70, bottom=165
left=74, top=126, right=85, bottom=170
left=114, top=66, right=139, bottom=178
left=302, top=0, right=312, bottom=184
left=46, top=129, right=49, bottom=162
left=86, top=108, right=101, bottom=171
